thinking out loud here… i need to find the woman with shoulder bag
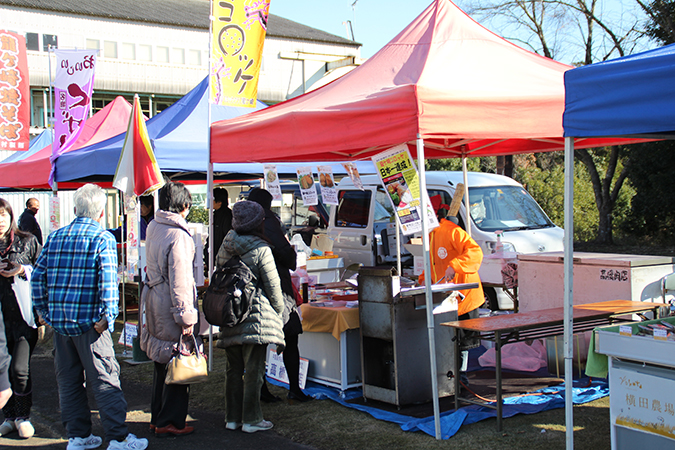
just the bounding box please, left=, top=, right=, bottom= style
left=0, top=199, right=41, bottom=439
left=140, top=182, right=200, bottom=438
left=215, top=200, right=285, bottom=433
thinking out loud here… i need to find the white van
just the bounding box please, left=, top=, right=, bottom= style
left=327, top=171, right=564, bottom=309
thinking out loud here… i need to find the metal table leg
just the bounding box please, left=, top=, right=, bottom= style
left=454, top=331, right=461, bottom=411
left=496, top=331, right=503, bottom=431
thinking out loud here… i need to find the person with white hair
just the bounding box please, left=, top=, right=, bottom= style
left=31, top=184, right=148, bottom=450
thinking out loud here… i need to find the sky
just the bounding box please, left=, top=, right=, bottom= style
left=269, top=0, right=433, bottom=58
left=268, top=0, right=651, bottom=64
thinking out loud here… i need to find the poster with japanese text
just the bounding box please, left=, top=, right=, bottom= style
left=372, top=145, right=438, bottom=235
left=297, top=166, right=317, bottom=206
left=264, top=164, right=282, bottom=201
left=317, top=165, right=338, bottom=205
left=125, top=195, right=139, bottom=276
left=53, top=49, right=97, bottom=162
left=341, top=162, right=363, bottom=190
left=210, top=0, right=270, bottom=107
left=49, top=196, right=61, bottom=233
left=0, top=30, right=30, bottom=151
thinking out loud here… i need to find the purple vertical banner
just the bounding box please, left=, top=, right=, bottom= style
left=50, top=49, right=97, bottom=185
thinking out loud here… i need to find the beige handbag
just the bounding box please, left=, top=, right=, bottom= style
left=165, top=334, right=208, bottom=385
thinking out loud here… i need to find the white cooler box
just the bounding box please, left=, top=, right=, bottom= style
left=517, top=252, right=674, bottom=313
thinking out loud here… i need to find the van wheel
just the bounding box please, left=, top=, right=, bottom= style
left=484, top=287, right=499, bottom=311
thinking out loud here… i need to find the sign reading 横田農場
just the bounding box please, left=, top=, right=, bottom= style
left=210, top=0, right=270, bottom=107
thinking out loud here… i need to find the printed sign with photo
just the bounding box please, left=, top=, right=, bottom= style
left=296, top=166, right=318, bottom=206
left=372, top=145, right=438, bottom=235
left=341, top=162, right=364, bottom=190
left=264, top=164, right=282, bottom=200
left=317, top=165, right=338, bottom=205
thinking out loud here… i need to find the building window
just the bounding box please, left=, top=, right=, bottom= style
left=156, top=46, right=169, bottom=63
left=138, top=44, right=152, bottom=61
left=122, top=43, right=135, bottom=60
left=104, top=41, right=118, bottom=58
left=25, top=33, right=39, bottom=51
left=86, top=39, right=100, bottom=50
left=43, top=34, right=57, bottom=51
left=172, top=48, right=185, bottom=65
left=188, top=49, right=201, bottom=66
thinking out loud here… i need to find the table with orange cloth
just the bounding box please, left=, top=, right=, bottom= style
left=299, top=303, right=360, bottom=341
left=297, top=303, right=362, bottom=391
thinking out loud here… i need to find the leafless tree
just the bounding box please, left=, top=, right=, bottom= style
left=458, top=0, right=650, bottom=243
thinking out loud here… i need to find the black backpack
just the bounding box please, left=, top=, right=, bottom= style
left=202, top=255, right=258, bottom=328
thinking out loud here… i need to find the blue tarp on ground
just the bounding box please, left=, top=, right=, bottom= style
left=269, top=377, right=608, bottom=440
left=564, top=43, right=675, bottom=138
left=269, top=345, right=609, bottom=440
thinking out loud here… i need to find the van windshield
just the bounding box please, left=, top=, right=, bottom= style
left=469, top=186, right=554, bottom=232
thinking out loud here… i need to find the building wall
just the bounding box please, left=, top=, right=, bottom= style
left=3, top=6, right=360, bottom=108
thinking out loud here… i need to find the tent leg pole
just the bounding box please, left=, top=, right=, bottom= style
left=462, top=157, right=470, bottom=238
left=417, top=135, right=441, bottom=440
left=564, top=136, right=575, bottom=450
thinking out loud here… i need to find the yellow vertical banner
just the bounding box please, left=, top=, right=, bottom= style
left=211, top=0, right=270, bottom=107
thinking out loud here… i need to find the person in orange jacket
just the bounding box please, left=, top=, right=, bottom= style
left=419, top=195, right=484, bottom=386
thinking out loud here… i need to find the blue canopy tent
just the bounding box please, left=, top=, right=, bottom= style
left=564, top=43, right=675, bottom=138
left=0, top=129, right=53, bottom=164
left=54, top=76, right=374, bottom=182
left=561, top=44, right=670, bottom=449
left=54, top=76, right=268, bottom=183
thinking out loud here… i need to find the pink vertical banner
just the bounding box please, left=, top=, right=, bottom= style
left=0, top=30, right=30, bottom=151
left=52, top=49, right=97, bottom=161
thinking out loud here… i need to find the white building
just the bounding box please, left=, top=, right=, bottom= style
left=0, top=0, right=362, bottom=135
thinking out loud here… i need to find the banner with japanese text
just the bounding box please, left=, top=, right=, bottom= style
left=0, top=30, right=30, bottom=151
left=372, top=144, right=438, bottom=235
left=210, top=0, right=270, bottom=107
left=52, top=49, right=97, bottom=163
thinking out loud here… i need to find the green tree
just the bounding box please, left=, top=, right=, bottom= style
left=638, top=0, right=675, bottom=44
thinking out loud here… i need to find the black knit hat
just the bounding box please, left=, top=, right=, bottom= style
left=248, top=188, right=273, bottom=211
left=232, top=201, right=265, bottom=233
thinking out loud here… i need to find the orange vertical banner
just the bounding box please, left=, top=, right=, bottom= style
left=0, top=30, right=30, bottom=151
left=210, top=0, right=270, bottom=107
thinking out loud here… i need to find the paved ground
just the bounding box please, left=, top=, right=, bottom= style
left=0, top=342, right=316, bottom=450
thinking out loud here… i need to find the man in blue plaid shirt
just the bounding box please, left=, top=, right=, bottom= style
left=31, top=184, right=147, bottom=450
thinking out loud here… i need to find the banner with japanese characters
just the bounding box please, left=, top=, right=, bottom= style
left=263, top=164, right=282, bottom=200
left=53, top=49, right=97, bottom=161
left=210, top=0, right=270, bottom=107
left=296, top=166, right=317, bottom=206
left=0, top=30, right=30, bottom=151
left=317, top=165, right=338, bottom=205
left=372, top=144, right=438, bottom=235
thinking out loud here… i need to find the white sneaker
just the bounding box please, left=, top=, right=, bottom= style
left=15, top=418, right=35, bottom=438
left=242, top=420, right=273, bottom=433
left=106, top=433, right=148, bottom=450
left=67, top=434, right=103, bottom=450
left=225, top=421, right=242, bottom=430
left=0, top=419, right=16, bottom=436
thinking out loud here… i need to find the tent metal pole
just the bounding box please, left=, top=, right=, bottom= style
left=417, top=135, right=441, bottom=440
left=563, top=136, right=575, bottom=450
left=207, top=0, right=215, bottom=371
left=462, top=156, right=471, bottom=238
left=395, top=214, right=401, bottom=276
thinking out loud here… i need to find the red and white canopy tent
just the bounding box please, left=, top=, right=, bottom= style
left=209, top=0, right=639, bottom=440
